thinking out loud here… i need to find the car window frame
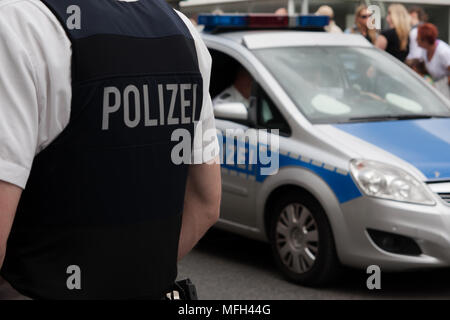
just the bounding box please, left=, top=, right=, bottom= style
left=254, top=83, right=292, bottom=137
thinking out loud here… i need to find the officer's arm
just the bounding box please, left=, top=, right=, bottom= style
left=178, top=159, right=221, bottom=261
left=0, top=181, right=22, bottom=268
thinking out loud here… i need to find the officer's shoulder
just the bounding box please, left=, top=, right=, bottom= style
left=219, top=92, right=232, bottom=100
left=213, top=88, right=233, bottom=105
left=0, top=0, right=50, bottom=23
left=220, top=86, right=237, bottom=98
left=0, top=0, right=36, bottom=9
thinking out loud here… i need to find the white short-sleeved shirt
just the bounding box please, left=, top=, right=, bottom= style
left=423, top=40, right=450, bottom=81
left=0, top=0, right=219, bottom=189
left=407, top=26, right=426, bottom=60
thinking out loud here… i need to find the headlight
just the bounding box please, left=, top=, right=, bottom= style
left=350, top=159, right=435, bottom=205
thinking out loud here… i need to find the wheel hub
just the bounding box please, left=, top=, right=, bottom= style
left=290, top=227, right=306, bottom=249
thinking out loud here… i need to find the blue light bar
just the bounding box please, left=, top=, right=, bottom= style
left=198, top=14, right=329, bottom=31
left=297, top=15, right=330, bottom=28
left=198, top=14, right=248, bottom=31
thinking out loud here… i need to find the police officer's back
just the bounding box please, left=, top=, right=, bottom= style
left=0, top=0, right=221, bottom=299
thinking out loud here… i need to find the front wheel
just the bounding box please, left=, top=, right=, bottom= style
left=269, top=191, right=340, bottom=286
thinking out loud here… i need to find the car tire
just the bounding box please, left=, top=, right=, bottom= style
left=269, top=190, right=341, bottom=286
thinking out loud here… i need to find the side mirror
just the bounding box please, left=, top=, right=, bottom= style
left=214, top=102, right=248, bottom=121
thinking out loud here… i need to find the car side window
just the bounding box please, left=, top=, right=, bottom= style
left=256, top=85, right=291, bottom=136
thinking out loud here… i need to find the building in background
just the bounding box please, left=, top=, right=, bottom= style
left=177, top=0, right=450, bottom=43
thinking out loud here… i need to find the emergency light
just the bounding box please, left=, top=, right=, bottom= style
left=297, top=15, right=330, bottom=28
left=198, top=14, right=329, bottom=32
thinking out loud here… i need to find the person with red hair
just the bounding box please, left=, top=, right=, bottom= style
left=417, top=23, right=450, bottom=99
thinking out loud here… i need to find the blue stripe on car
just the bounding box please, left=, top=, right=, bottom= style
left=270, top=153, right=362, bottom=203
left=219, top=136, right=362, bottom=204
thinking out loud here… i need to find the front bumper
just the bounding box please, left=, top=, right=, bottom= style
left=338, top=193, right=450, bottom=271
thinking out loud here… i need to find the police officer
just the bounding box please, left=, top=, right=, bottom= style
left=0, top=0, right=221, bottom=299
left=213, top=67, right=253, bottom=108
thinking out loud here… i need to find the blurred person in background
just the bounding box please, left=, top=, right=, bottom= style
left=345, top=4, right=377, bottom=44
left=406, top=6, right=428, bottom=62
left=376, top=4, right=410, bottom=62
left=417, top=23, right=450, bottom=99
left=315, top=5, right=342, bottom=33
left=409, top=59, right=434, bottom=85
left=275, top=7, right=288, bottom=15
left=212, top=9, right=224, bottom=15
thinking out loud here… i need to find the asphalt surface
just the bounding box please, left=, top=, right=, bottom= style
left=177, top=228, right=450, bottom=300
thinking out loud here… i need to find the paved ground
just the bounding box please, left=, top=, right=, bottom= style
left=177, top=228, right=450, bottom=300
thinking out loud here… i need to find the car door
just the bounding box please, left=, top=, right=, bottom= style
left=209, top=50, right=259, bottom=228
left=217, top=116, right=258, bottom=228
left=218, top=82, right=291, bottom=228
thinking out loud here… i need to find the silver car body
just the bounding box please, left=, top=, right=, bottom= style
left=204, top=30, right=450, bottom=271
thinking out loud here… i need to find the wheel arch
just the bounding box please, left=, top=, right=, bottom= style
left=263, top=184, right=322, bottom=238
left=256, top=166, right=354, bottom=264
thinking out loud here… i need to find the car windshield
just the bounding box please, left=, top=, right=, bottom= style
left=253, top=46, right=450, bottom=124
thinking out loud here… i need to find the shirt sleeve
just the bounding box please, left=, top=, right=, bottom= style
left=440, top=43, right=450, bottom=72
left=0, top=0, right=71, bottom=188
left=175, top=10, right=220, bottom=164
left=0, top=11, right=38, bottom=188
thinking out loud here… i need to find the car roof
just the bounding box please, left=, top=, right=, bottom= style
left=203, top=30, right=373, bottom=50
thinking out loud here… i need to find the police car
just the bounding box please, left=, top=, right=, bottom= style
left=199, top=13, right=450, bottom=285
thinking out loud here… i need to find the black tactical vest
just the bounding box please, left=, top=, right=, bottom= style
left=1, top=0, right=202, bottom=299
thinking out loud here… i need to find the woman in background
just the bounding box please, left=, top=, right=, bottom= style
left=345, top=4, right=377, bottom=44
left=376, top=4, right=411, bottom=62
left=315, top=5, right=342, bottom=33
